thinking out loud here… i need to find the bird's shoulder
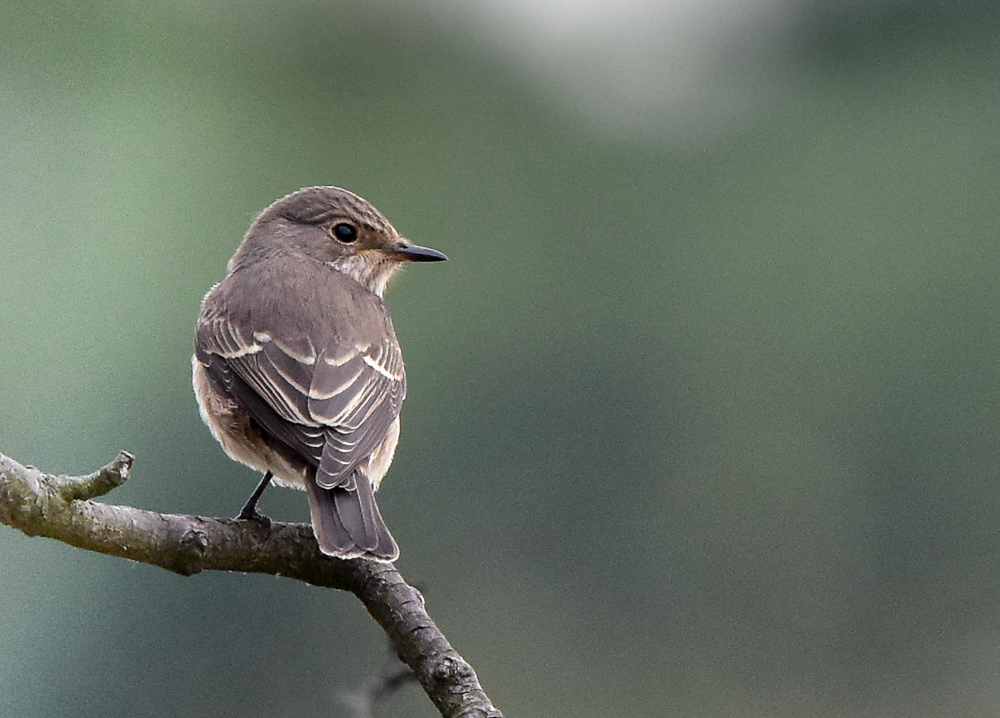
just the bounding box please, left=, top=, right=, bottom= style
left=199, top=251, right=395, bottom=347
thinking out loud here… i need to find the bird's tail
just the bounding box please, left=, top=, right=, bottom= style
left=304, top=472, right=399, bottom=561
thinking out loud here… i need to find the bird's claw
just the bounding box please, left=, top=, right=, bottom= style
left=236, top=506, right=271, bottom=528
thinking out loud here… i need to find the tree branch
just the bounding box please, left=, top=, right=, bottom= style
left=0, top=450, right=502, bottom=718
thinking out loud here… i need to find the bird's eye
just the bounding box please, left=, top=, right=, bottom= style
left=332, top=222, right=358, bottom=243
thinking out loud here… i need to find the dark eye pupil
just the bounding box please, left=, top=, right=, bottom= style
left=333, top=223, right=357, bottom=243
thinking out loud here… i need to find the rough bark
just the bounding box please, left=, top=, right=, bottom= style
left=0, top=450, right=502, bottom=718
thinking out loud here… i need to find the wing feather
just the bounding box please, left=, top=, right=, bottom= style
left=310, top=340, right=405, bottom=488
left=196, top=308, right=405, bottom=490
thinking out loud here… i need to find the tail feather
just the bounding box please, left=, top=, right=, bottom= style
left=304, top=472, right=399, bottom=561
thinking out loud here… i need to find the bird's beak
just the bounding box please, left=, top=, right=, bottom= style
left=387, top=240, right=448, bottom=262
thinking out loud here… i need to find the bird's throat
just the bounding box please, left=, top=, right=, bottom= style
left=326, top=253, right=399, bottom=297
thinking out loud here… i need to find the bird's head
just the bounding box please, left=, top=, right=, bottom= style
left=230, top=186, right=447, bottom=296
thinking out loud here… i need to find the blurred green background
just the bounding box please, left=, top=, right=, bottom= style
left=3, top=1, right=1000, bottom=716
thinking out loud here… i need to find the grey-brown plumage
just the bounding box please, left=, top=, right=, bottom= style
left=192, top=186, right=446, bottom=561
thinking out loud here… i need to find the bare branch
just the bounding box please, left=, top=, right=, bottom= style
left=0, top=450, right=502, bottom=718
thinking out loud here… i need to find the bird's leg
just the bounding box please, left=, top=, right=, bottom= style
left=237, top=471, right=273, bottom=526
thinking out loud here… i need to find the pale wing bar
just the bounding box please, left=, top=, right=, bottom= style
left=310, top=340, right=405, bottom=489
left=200, top=315, right=406, bottom=491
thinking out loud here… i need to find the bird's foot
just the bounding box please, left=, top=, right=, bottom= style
left=236, top=505, right=272, bottom=528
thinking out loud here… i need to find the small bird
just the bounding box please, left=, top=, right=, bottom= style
left=192, top=186, right=446, bottom=561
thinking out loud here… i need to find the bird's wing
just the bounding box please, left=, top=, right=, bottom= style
left=196, top=313, right=405, bottom=489
left=307, top=338, right=405, bottom=488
